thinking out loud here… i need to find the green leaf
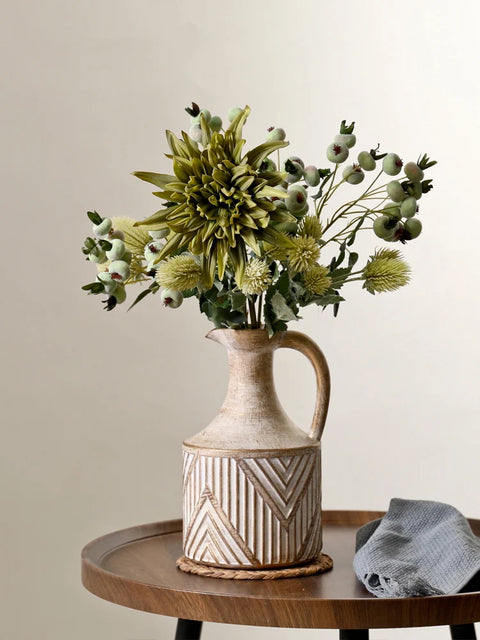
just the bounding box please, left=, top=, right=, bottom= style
left=127, top=282, right=160, bottom=310
left=98, top=239, right=112, bottom=251
left=87, top=210, right=103, bottom=225
left=132, top=171, right=176, bottom=189
left=229, top=291, right=247, bottom=312
left=82, top=282, right=105, bottom=295
left=270, top=292, right=298, bottom=322
left=348, top=252, right=359, bottom=268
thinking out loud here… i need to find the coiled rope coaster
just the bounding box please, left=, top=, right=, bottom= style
left=176, top=553, right=333, bottom=580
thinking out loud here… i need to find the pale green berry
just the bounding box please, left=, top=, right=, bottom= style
left=106, top=238, right=125, bottom=261
left=304, top=165, right=320, bottom=187
left=149, top=229, right=169, bottom=240
left=108, top=228, right=125, bottom=240
left=288, top=155, right=304, bottom=168
left=144, top=241, right=164, bottom=265
left=387, top=180, right=407, bottom=202
left=109, top=260, right=130, bottom=282
left=357, top=151, right=376, bottom=171
left=283, top=160, right=304, bottom=183
left=400, top=197, right=418, bottom=219
left=383, top=202, right=401, bottom=219
left=383, top=153, right=403, bottom=176
left=97, top=271, right=118, bottom=294
left=112, top=285, right=126, bottom=304
left=342, top=164, right=365, bottom=185
left=88, top=248, right=107, bottom=264
left=285, top=187, right=308, bottom=213
left=266, top=127, right=286, bottom=142
left=209, top=115, right=222, bottom=132
left=373, top=216, right=399, bottom=240
left=199, top=109, right=211, bottom=123
left=404, top=217, right=422, bottom=239
left=227, top=107, right=243, bottom=122
left=335, top=133, right=356, bottom=149
left=93, top=218, right=112, bottom=237
left=189, top=124, right=202, bottom=142
left=404, top=162, right=424, bottom=182
left=161, top=289, right=183, bottom=308
left=326, top=142, right=349, bottom=163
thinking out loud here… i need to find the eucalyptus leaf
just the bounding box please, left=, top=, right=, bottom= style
left=270, top=292, right=298, bottom=322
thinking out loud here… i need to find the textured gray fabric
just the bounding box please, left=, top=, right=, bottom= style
left=353, top=498, right=480, bottom=598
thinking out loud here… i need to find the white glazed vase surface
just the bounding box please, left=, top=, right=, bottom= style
left=182, top=328, right=330, bottom=569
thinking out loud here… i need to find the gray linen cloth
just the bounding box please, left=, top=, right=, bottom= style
left=353, top=498, right=480, bottom=597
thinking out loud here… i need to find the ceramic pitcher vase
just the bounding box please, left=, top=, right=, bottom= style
left=182, top=328, right=330, bottom=570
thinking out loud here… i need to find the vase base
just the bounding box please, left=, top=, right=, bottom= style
left=176, top=553, right=333, bottom=580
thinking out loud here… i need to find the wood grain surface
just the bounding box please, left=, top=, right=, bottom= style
left=81, top=510, right=480, bottom=629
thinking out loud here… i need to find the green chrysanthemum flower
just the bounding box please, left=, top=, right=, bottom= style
left=241, top=258, right=272, bottom=295
left=300, top=215, right=323, bottom=240
left=133, top=106, right=295, bottom=287
left=303, top=265, right=331, bottom=295
left=110, top=217, right=151, bottom=256
left=287, top=236, right=321, bottom=274
left=156, top=255, right=202, bottom=291
left=363, top=249, right=411, bottom=293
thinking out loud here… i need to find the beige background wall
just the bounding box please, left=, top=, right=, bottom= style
left=2, top=1, right=479, bottom=638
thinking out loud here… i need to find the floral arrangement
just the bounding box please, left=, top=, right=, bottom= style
left=81, top=104, right=435, bottom=335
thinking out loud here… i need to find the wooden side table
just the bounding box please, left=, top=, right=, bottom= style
left=81, top=510, right=480, bottom=639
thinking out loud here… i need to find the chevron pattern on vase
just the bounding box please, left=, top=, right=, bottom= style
left=183, top=448, right=322, bottom=568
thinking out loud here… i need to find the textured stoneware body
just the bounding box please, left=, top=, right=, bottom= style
left=182, top=328, right=330, bottom=570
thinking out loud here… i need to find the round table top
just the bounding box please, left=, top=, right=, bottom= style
left=81, top=510, right=480, bottom=629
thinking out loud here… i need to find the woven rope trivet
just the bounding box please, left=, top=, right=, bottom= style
left=176, top=553, right=333, bottom=580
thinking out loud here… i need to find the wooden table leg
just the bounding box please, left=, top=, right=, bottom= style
left=450, top=624, right=477, bottom=639
left=339, top=631, right=369, bottom=639
left=174, top=618, right=203, bottom=640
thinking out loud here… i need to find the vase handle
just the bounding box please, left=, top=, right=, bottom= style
left=278, top=331, right=331, bottom=441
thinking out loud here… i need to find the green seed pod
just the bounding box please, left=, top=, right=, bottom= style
left=209, top=115, right=222, bottom=132
left=404, top=217, right=422, bottom=239
left=288, top=155, right=305, bottom=168
left=373, top=216, right=399, bottom=240
left=113, top=285, right=127, bottom=304
left=400, top=197, right=418, bottom=219
left=342, top=164, right=365, bottom=185
left=357, top=151, right=376, bottom=171
left=383, top=202, right=401, bottom=220
left=407, top=181, right=423, bottom=200
left=161, top=288, right=183, bottom=308
left=404, top=161, right=424, bottom=182
left=267, top=127, right=286, bottom=142
left=335, top=133, right=356, bottom=149
left=303, top=165, right=320, bottom=187
left=285, top=187, right=308, bottom=213
left=387, top=180, right=407, bottom=202
left=189, top=124, right=202, bottom=142
left=326, top=142, right=349, bottom=164
left=227, top=107, right=243, bottom=122
left=283, top=160, right=304, bottom=183
left=261, top=157, right=277, bottom=172
left=383, top=153, right=403, bottom=176
left=93, top=218, right=112, bottom=238
left=106, top=238, right=125, bottom=261
left=108, top=260, right=130, bottom=282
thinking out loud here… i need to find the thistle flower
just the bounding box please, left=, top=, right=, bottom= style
left=241, top=259, right=272, bottom=295
left=300, top=215, right=323, bottom=240
left=156, top=255, right=202, bottom=291
left=133, top=106, right=294, bottom=287
left=363, top=249, right=411, bottom=293
left=110, top=217, right=151, bottom=256
left=303, top=265, right=331, bottom=295
left=287, top=236, right=321, bottom=274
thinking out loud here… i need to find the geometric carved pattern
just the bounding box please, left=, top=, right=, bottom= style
left=183, top=448, right=322, bottom=568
